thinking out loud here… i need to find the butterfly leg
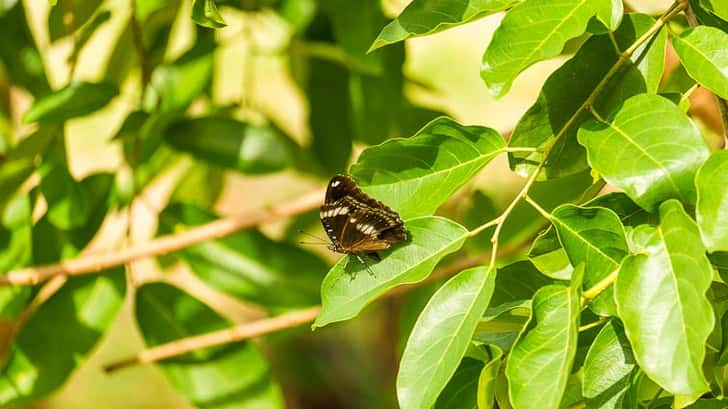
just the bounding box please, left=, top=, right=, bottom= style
left=356, top=255, right=375, bottom=277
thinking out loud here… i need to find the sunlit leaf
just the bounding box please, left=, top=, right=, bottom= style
left=477, top=345, right=503, bottom=409
left=370, top=0, right=519, bottom=51
left=550, top=204, right=628, bottom=316
left=696, top=140, right=728, bottom=252
left=164, top=117, right=295, bottom=174
left=672, top=26, right=728, bottom=99
left=350, top=117, right=505, bottom=220
left=0, top=3, right=50, bottom=96
left=22, top=82, right=118, bottom=124
left=583, top=320, right=637, bottom=409
left=432, top=358, right=483, bottom=409
left=528, top=228, right=573, bottom=280
left=398, top=267, right=496, bottom=409
left=578, top=94, right=709, bottom=212
left=508, top=14, right=666, bottom=179
left=506, top=280, right=580, bottom=409
left=191, top=0, right=226, bottom=28
left=135, top=283, right=284, bottom=409
left=48, top=0, right=103, bottom=41
left=481, top=0, right=611, bottom=97
left=615, top=200, right=713, bottom=395
left=314, top=216, right=468, bottom=328
left=699, top=0, right=728, bottom=20
left=0, top=194, right=33, bottom=319
left=0, top=268, right=125, bottom=405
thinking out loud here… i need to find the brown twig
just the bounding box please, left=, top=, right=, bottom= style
left=103, top=306, right=322, bottom=373
left=0, top=189, right=325, bottom=287
left=102, top=240, right=527, bottom=373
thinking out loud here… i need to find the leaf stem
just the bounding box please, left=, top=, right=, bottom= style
left=502, top=147, right=541, bottom=153
left=485, top=1, right=685, bottom=272
left=582, top=268, right=619, bottom=300
left=466, top=216, right=502, bottom=237
left=523, top=195, right=552, bottom=220
left=0, top=188, right=326, bottom=287
left=578, top=317, right=607, bottom=332
left=645, top=387, right=663, bottom=409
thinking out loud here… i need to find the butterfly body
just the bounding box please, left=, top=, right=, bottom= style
left=320, top=175, right=406, bottom=261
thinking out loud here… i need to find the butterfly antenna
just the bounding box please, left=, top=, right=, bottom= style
left=297, top=229, right=328, bottom=244
left=299, top=241, right=328, bottom=246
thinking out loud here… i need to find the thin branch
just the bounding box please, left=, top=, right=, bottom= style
left=103, top=306, right=322, bottom=373
left=578, top=317, right=607, bottom=332
left=582, top=268, right=619, bottom=300
left=103, top=240, right=528, bottom=373
left=486, top=0, right=684, bottom=275
left=0, top=188, right=325, bottom=287
left=524, top=195, right=552, bottom=220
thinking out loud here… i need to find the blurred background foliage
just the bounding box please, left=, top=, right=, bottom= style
left=0, top=0, right=722, bottom=408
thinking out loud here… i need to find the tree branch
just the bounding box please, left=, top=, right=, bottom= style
left=0, top=188, right=325, bottom=287
left=102, top=241, right=527, bottom=373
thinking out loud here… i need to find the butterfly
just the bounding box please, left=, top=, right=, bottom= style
left=320, top=175, right=407, bottom=269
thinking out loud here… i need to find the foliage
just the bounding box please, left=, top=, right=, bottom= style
left=0, top=0, right=727, bottom=408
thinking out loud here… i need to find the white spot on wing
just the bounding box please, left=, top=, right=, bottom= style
left=331, top=180, right=341, bottom=187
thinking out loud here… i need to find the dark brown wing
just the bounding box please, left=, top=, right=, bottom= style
left=321, top=174, right=406, bottom=255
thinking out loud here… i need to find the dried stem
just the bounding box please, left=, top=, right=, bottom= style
left=103, top=241, right=527, bottom=373
left=0, top=189, right=325, bottom=286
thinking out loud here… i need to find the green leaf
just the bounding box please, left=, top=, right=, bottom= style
left=699, top=0, right=728, bottom=20
left=314, top=216, right=469, bottom=328
left=318, top=0, right=386, bottom=74
left=148, top=31, right=215, bottom=112
left=48, top=0, right=103, bottom=41
left=500, top=169, right=601, bottom=247
left=578, top=94, right=709, bottom=212
left=481, top=0, right=610, bottom=97
left=615, top=200, right=714, bottom=395
left=672, top=26, right=728, bottom=99
left=370, top=0, right=519, bottom=51
left=0, top=159, right=35, bottom=211
left=66, top=9, right=112, bottom=65
left=22, top=82, right=118, bottom=124
left=550, top=204, right=628, bottom=316
left=164, top=117, right=294, bottom=174
left=583, top=320, right=637, bottom=409
left=306, top=57, right=353, bottom=174
left=584, top=192, right=655, bottom=227
left=350, top=117, right=505, bottom=220
left=135, top=283, right=283, bottom=409
left=506, top=282, right=580, bottom=409
left=191, top=0, right=226, bottom=28
left=40, top=160, right=88, bottom=230
left=433, top=358, right=484, bottom=409
left=158, top=203, right=325, bottom=311
left=528, top=227, right=573, bottom=280
left=508, top=14, right=667, bottom=179
left=0, top=268, right=125, bottom=405
left=0, top=3, right=50, bottom=96
left=477, top=345, right=503, bottom=409
left=398, top=266, right=496, bottom=409
left=0, top=194, right=33, bottom=319
left=490, top=260, right=553, bottom=308
left=696, top=150, right=728, bottom=252
left=592, top=0, right=623, bottom=32
left=350, top=43, right=405, bottom=145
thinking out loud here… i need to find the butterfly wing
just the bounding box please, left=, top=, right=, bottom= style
left=321, top=174, right=407, bottom=255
